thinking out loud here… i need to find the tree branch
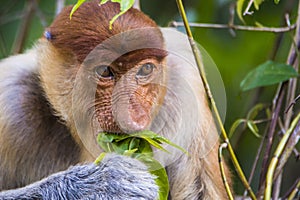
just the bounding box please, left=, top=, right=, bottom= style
left=133, top=0, right=140, bottom=10
left=12, top=0, right=35, bottom=54
left=257, top=0, right=300, bottom=197
left=243, top=0, right=255, bottom=16
left=55, top=0, right=65, bottom=16
left=170, top=21, right=296, bottom=33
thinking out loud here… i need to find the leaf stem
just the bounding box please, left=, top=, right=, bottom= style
left=12, top=0, right=35, bottom=54
left=264, top=113, right=300, bottom=200
left=243, top=0, right=254, bottom=16
left=286, top=178, right=300, bottom=200
left=218, top=143, right=234, bottom=200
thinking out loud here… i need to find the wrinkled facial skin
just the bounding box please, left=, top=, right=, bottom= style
left=68, top=27, right=167, bottom=149
left=93, top=56, right=166, bottom=134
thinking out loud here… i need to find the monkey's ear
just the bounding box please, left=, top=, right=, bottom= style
left=44, top=30, right=53, bottom=41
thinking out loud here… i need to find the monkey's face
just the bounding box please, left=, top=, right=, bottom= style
left=65, top=28, right=167, bottom=151
left=94, top=56, right=166, bottom=134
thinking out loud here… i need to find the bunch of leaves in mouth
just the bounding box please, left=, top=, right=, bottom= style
left=95, top=130, right=187, bottom=200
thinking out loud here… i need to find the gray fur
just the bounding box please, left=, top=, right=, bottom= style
left=0, top=154, right=158, bottom=200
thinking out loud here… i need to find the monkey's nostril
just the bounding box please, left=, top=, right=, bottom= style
left=115, top=108, right=150, bottom=133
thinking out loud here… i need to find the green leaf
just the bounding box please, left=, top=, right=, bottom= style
left=274, top=0, right=280, bottom=4
left=129, top=137, right=140, bottom=150
left=100, top=0, right=135, bottom=29
left=254, top=0, right=264, bottom=10
left=70, top=0, right=86, bottom=19
left=247, top=120, right=262, bottom=138
left=265, top=108, right=272, bottom=119
left=141, top=136, right=169, bottom=153
left=71, top=0, right=135, bottom=29
left=119, top=0, right=135, bottom=12
left=254, top=21, right=265, bottom=28
left=246, top=103, right=267, bottom=120
left=138, top=155, right=169, bottom=200
left=132, top=130, right=188, bottom=155
left=97, top=131, right=187, bottom=156
left=99, top=0, right=110, bottom=4
left=96, top=130, right=187, bottom=200
left=236, top=0, right=247, bottom=23
left=240, top=60, right=299, bottom=91
left=94, top=152, right=106, bottom=165
left=123, top=148, right=138, bottom=156
left=229, top=119, right=246, bottom=138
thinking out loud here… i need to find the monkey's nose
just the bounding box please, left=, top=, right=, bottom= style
left=114, top=108, right=150, bottom=133
left=112, top=96, right=151, bottom=133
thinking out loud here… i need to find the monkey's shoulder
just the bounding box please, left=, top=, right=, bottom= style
left=0, top=49, right=45, bottom=120
left=0, top=48, right=66, bottom=134
left=0, top=49, right=79, bottom=189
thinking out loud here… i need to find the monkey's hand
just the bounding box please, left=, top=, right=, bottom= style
left=0, top=154, right=158, bottom=200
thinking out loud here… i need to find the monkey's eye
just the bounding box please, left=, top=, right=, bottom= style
left=137, top=63, right=155, bottom=77
left=95, top=65, right=114, bottom=79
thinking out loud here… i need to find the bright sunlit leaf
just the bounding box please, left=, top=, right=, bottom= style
left=137, top=154, right=169, bottom=200
left=103, top=0, right=135, bottom=29
left=254, top=0, right=264, bottom=10
left=70, top=0, right=135, bottom=29
left=70, top=0, right=86, bottom=19
left=237, top=0, right=266, bottom=23
left=236, top=0, right=247, bottom=23
left=99, top=0, right=109, bottom=4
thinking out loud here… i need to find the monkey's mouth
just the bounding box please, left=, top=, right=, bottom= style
left=96, top=131, right=122, bottom=135
left=93, top=111, right=151, bottom=136
left=94, top=98, right=153, bottom=135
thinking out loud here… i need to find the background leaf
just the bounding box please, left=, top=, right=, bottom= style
left=240, top=60, right=298, bottom=91
left=246, top=103, right=267, bottom=120
left=70, top=0, right=86, bottom=19
left=102, top=0, right=135, bottom=29
left=99, top=0, right=109, bottom=5
left=254, top=0, right=265, bottom=10
left=229, top=119, right=246, bottom=138
left=119, top=0, right=135, bottom=12
left=247, top=120, right=262, bottom=138
left=236, top=0, right=247, bottom=23
left=274, top=0, right=280, bottom=4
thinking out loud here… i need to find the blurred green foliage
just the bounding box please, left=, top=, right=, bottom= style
left=0, top=0, right=299, bottom=196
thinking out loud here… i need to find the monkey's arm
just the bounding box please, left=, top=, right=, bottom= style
left=0, top=154, right=158, bottom=200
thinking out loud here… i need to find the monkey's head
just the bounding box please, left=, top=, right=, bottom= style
left=38, top=1, right=167, bottom=152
